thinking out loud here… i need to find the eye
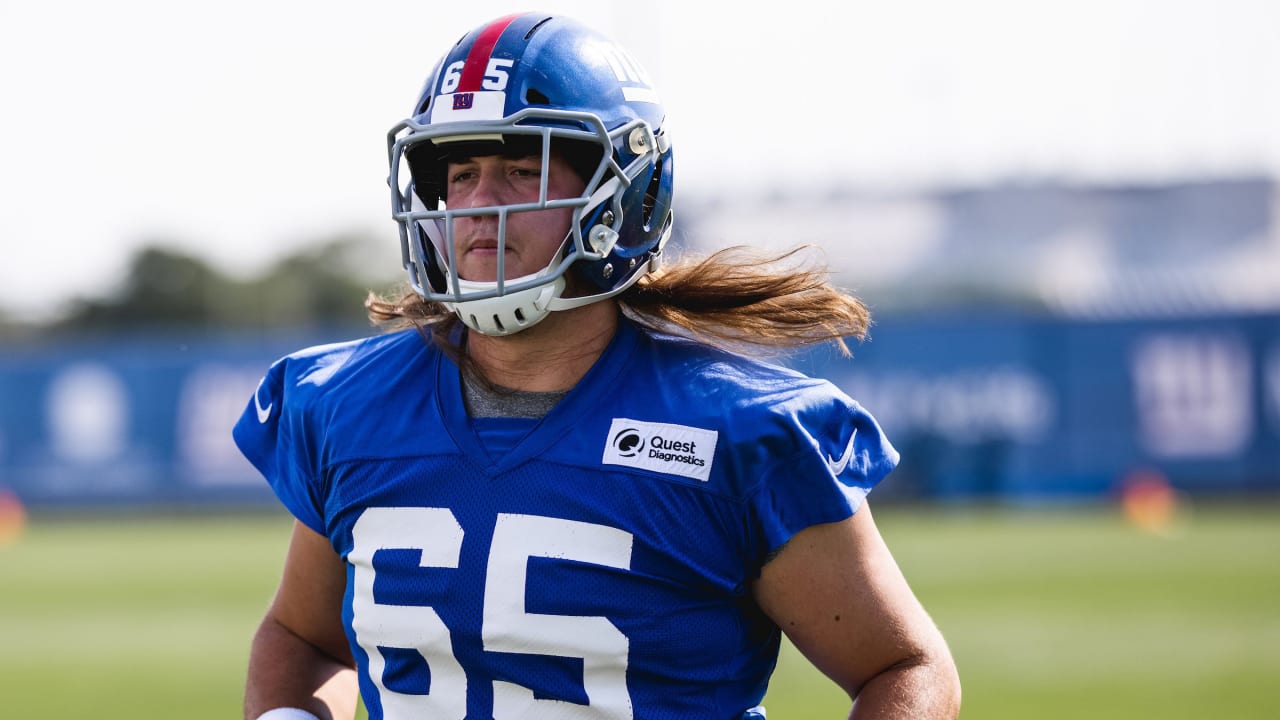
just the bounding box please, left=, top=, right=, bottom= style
left=449, top=168, right=478, bottom=184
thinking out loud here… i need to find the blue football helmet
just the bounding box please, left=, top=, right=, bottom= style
left=388, top=13, right=675, bottom=336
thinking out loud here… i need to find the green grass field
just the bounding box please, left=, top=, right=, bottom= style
left=3, top=503, right=1277, bottom=719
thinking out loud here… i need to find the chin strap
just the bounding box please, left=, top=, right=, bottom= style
left=446, top=251, right=661, bottom=336
left=443, top=275, right=566, bottom=337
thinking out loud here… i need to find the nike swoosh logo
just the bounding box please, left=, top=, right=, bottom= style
left=826, top=428, right=858, bottom=476
left=254, top=380, right=273, bottom=424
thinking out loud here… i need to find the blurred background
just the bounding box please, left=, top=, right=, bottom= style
left=1, top=0, right=1277, bottom=718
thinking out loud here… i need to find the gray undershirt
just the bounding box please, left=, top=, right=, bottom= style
left=461, top=371, right=569, bottom=419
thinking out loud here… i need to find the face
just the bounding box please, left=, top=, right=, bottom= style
left=444, top=148, right=587, bottom=283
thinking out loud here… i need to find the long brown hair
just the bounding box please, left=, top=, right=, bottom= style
left=365, top=244, right=870, bottom=358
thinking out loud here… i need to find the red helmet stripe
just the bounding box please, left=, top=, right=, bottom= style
left=457, top=13, right=522, bottom=92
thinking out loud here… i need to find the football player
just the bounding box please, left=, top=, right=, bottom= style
left=236, top=12, right=960, bottom=720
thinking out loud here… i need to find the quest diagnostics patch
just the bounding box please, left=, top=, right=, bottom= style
left=602, top=418, right=718, bottom=481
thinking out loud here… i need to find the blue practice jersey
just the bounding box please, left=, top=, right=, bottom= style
left=234, top=320, right=898, bottom=720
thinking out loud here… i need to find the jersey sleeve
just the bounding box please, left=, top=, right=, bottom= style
left=232, top=356, right=327, bottom=535
left=745, top=387, right=899, bottom=562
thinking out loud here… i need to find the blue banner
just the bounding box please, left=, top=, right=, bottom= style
left=1, top=313, right=1277, bottom=508
left=799, top=312, right=1280, bottom=501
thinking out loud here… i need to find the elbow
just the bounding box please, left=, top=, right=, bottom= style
left=848, top=645, right=962, bottom=719
left=918, top=640, right=962, bottom=719
left=937, top=652, right=963, bottom=719
left=914, top=636, right=962, bottom=719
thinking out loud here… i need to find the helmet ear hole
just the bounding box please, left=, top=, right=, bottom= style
left=641, top=152, right=669, bottom=229
left=525, top=87, right=551, bottom=105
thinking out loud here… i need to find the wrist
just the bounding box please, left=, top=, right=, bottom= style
left=255, top=709, right=322, bottom=720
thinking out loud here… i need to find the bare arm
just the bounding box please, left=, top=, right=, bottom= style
left=245, top=521, right=360, bottom=720
left=753, top=503, right=961, bottom=719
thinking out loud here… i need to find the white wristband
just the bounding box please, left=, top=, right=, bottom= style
left=256, top=709, right=321, bottom=720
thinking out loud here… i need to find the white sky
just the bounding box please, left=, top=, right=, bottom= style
left=2, top=0, right=1278, bottom=318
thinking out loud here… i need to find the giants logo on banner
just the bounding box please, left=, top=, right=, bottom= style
left=1130, top=333, right=1254, bottom=458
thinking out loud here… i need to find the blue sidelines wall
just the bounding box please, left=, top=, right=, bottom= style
left=797, top=311, right=1280, bottom=502
left=1, top=313, right=1277, bottom=509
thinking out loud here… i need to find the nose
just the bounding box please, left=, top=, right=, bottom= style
left=468, top=171, right=502, bottom=209
left=456, top=163, right=511, bottom=211
left=450, top=172, right=503, bottom=248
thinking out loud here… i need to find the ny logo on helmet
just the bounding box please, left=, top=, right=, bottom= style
left=597, top=42, right=660, bottom=104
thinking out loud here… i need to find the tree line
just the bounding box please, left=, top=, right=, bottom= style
left=3, top=234, right=401, bottom=339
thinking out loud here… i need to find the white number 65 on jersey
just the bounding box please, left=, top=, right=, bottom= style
left=349, top=507, right=634, bottom=719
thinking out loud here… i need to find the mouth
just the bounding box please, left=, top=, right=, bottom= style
left=456, top=239, right=511, bottom=283
left=463, top=238, right=503, bottom=256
